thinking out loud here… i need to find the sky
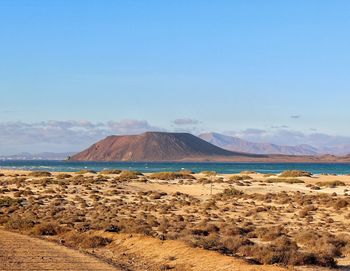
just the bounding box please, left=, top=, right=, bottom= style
left=1, top=1, right=350, bottom=154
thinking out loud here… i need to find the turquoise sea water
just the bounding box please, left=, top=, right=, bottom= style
left=1, top=160, right=350, bottom=174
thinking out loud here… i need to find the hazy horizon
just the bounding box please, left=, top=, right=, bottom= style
left=1, top=1, right=350, bottom=154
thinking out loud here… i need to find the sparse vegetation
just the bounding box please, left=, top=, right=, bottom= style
left=28, top=171, right=52, bottom=177
left=200, top=171, right=216, bottom=176
left=100, top=169, right=122, bottom=174
left=280, top=170, right=312, bottom=177
left=150, top=172, right=195, bottom=180
left=265, top=178, right=305, bottom=184
left=316, top=180, right=346, bottom=188
left=119, top=170, right=143, bottom=179
left=75, top=169, right=97, bottom=174
left=229, top=175, right=252, bottom=182
left=1, top=169, right=349, bottom=269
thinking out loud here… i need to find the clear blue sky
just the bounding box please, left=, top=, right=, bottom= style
left=0, top=1, right=350, bottom=154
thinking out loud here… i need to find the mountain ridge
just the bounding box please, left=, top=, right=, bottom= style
left=199, top=132, right=320, bottom=156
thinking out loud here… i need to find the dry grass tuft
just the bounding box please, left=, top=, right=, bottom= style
left=280, top=170, right=312, bottom=178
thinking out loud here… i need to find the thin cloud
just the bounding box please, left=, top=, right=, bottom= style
left=271, top=125, right=289, bottom=129
left=173, top=118, right=200, bottom=125
left=0, top=120, right=162, bottom=154
left=291, top=115, right=301, bottom=119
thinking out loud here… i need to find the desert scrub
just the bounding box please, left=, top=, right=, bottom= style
left=119, top=170, right=143, bottom=179
left=229, top=175, right=252, bottom=182
left=239, top=239, right=336, bottom=267
left=31, top=222, right=63, bottom=236
left=100, top=169, right=122, bottom=174
left=56, top=173, right=72, bottom=179
left=64, top=232, right=112, bottom=249
left=179, top=169, right=194, bottom=174
left=200, top=171, right=216, bottom=176
left=149, top=172, right=195, bottom=180
left=0, top=196, right=21, bottom=207
left=28, top=171, right=52, bottom=177
left=254, top=226, right=286, bottom=241
left=75, top=169, right=97, bottom=174
left=316, top=180, right=346, bottom=188
left=4, top=216, right=36, bottom=231
left=280, top=170, right=312, bottom=177
left=80, top=235, right=112, bottom=248
left=295, top=230, right=348, bottom=259
left=228, top=175, right=252, bottom=183
left=115, top=218, right=153, bottom=235
left=219, top=188, right=243, bottom=197
left=149, top=191, right=167, bottom=199
left=265, top=178, right=304, bottom=184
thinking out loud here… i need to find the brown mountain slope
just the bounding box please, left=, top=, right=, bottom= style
left=70, top=132, right=263, bottom=161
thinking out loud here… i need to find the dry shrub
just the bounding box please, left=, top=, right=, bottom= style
left=75, top=169, right=97, bottom=174
left=220, top=188, right=243, bottom=197
left=28, top=171, right=52, bottom=177
left=150, top=191, right=167, bottom=199
left=316, top=180, right=346, bottom=188
left=100, top=169, right=122, bottom=174
left=80, top=235, right=112, bottom=248
left=64, top=232, right=112, bottom=248
left=56, top=173, right=72, bottom=179
left=32, top=222, right=63, bottom=236
left=229, top=175, right=252, bottom=182
left=254, top=226, right=286, bottom=241
left=334, top=198, right=349, bottom=209
left=222, top=236, right=254, bottom=253
left=201, top=171, right=216, bottom=176
left=120, top=170, right=143, bottom=179
left=188, top=233, right=224, bottom=251
left=295, top=230, right=347, bottom=258
left=239, top=241, right=336, bottom=267
left=197, top=178, right=210, bottom=184
left=150, top=172, right=195, bottom=180
left=0, top=196, right=21, bottom=207
left=5, top=216, right=35, bottom=231
left=280, top=170, right=312, bottom=178
left=266, top=178, right=304, bottom=184
left=116, top=218, right=153, bottom=235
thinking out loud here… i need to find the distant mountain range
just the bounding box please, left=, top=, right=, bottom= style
left=199, top=133, right=320, bottom=155
left=0, top=152, right=74, bottom=160
left=70, top=132, right=350, bottom=162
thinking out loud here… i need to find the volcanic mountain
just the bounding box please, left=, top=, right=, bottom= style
left=70, top=132, right=262, bottom=161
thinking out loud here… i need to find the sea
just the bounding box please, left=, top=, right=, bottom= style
left=1, top=160, right=350, bottom=175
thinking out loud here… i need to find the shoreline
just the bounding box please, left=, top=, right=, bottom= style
left=1, top=161, right=350, bottom=175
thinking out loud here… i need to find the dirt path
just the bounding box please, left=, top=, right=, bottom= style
left=0, top=229, right=119, bottom=271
